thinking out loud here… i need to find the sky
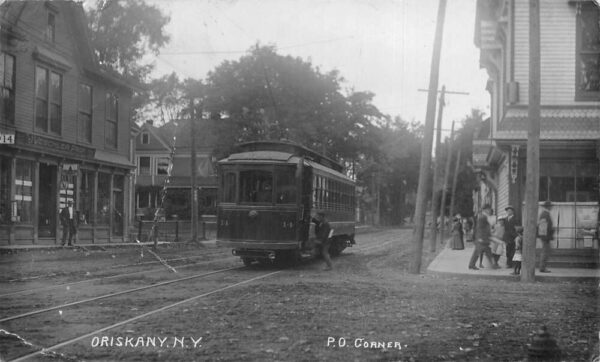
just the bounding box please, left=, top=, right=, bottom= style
left=147, top=0, right=490, bottom=138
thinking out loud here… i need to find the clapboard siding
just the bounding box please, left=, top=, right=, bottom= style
left=513, top=0, right=577, bottom=105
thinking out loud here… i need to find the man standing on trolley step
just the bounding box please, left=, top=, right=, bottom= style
left=60, top=200, right=79, bottom=246
left=312, top=211, right=333, bottom=271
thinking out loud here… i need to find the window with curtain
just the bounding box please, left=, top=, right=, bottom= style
left=35, top=66, right=62, bottom=134
left=0, top=53, right=15, bottom=124
left=576, top=3, right=600, bottom=100
left=105, top=93, right=118, bottom=148
left=78, top=84, right=92, bottom=143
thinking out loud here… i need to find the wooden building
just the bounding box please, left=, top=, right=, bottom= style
left=0, top=1, right=136, bottom=245
left=472, top=0, right=599, bottom=266
left=134, top=119, right=217, bottom=221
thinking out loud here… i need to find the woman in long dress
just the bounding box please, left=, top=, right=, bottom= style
left=450, top=217, right=464, bottom=250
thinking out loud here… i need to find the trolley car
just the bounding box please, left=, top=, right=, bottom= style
left=216, top=141, right=356, bottom=265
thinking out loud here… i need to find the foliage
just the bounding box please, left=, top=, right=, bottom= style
left=136, top=72, right=186, bottom=125
left=203, top=44, right=382, bottom=160
left=86, top=0, right=170, bottom=81
left=356, top=117, right=423, bottom=225
left=447, top=109, right=486, bottom=217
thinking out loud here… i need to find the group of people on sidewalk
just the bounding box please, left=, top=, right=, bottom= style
left=459, top=201, right=554, bottom=275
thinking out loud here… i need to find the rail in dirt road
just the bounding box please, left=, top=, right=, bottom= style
left=0, top=254, right=237, bottom=298
left=2, top=268, right=282, bottom=362
left=0, top=266, right=243, bottom=323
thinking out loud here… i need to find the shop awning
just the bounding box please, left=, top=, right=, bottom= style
left=94, top=150, right=135, bottom=169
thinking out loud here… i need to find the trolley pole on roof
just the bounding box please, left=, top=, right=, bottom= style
left=409, top=0, right=447, bottom=274
left=190, top=98, right=199, bottom=243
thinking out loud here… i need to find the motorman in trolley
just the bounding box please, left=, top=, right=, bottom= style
left=312, top=210, right=333, bottom=271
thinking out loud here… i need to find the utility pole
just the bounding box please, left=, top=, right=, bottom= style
left=190, top=99, right=199, bottom=243
left=419, top=86, right=468, bottom=253
left=409, top=0, right=447, bottom=274
left=429, top=86, right=445, bottom=253
left=449, top=147, right=462, bottom=221
left=522, top=0, right=541, bottom=282
left=438, top=121, right=455, bottom=245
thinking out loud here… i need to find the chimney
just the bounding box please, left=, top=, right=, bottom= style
left=146, top=119, right=154, bottom=126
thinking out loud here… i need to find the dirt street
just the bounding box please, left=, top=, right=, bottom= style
left=0, top=228, right=598, bottom=361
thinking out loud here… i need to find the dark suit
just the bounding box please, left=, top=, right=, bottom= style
left=538, top=208, right=554, bottom=271
left=312, top=217, right=332, bottom=269
left=60, top=205, right=79, bottom=245
left=503, top=215, right=518, bottom=267
left=468, top=212, right=495, bottom=268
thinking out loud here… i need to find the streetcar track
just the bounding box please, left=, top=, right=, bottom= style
left=0, top=232, right=391, bottom=298
left=0, top=266, right=244, bottom=323
left=9, top=270, right=282, bottom=362
left=0, top=255, right=238, bottom=299
left=5, top=248, right=229, bottom=283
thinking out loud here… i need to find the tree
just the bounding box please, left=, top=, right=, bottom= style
left=86, top=0, right=170, bottom=81
left=136, top=72, right=186, bottom=125
left=203, top=44, right=383, bottom=160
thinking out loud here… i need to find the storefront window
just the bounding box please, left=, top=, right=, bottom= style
left=540, top=160, right=599, bottom=202
left=96, top=173, right=110, bottom=225
left=0, top=156, right=10, bottom=224
left=15, top=159, right=33, bottom=223
left=80, top=170, right=94, bottom=225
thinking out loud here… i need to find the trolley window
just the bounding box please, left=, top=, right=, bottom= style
left=240, top=169, right=273, bottom=203
left=275, top=167, right=297, bottom=204
left=221, top=172, right=236, bottom=203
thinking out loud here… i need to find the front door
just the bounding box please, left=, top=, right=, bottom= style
left=112, top=189, right=123, bottom=237
left=38, top=164, right=57, bottom=237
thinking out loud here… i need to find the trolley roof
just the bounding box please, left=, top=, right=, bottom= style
left=218, top=141, right=353, bottom=182
left=219, top=141, right=345, bottom=173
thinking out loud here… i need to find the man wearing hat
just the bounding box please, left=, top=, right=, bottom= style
left=538, top=201, right=554, bottom=273
left=503, top=205, right=518, bottom=268
left=59, top=200, right=79, bottom=246
left=312, top=211, right=333, bottom=271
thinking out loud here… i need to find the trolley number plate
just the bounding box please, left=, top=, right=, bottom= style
left=0, top=133, right=15, bottom=144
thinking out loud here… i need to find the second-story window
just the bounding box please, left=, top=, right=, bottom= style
left=46, top=12, right=56, bottom=43
left=35, top=66, right=62, bottom=134
left=576, top=4, right=600, bottom=100
left=138, top=156, right=150, bottom=175
left=141, top=132, right=149, bottom=144
left=78, top=84, right=92, bottom=143
left=0, top=53, right=15, bottom=124
left=105, top=93, right=118, bottom=148
left=156, top=157, right=170, bottom=175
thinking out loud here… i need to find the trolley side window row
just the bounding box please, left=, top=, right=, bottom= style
left=312, top=174, right=355, bottom=212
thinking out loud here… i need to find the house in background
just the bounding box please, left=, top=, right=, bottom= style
left=0, top=1, right=136, bottom=245
left=472, top=0, right=599, bottom=267
left=134, top=119, right=217, bottom=221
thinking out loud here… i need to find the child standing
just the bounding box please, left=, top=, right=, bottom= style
left=511, top=226, right=523, bottom=275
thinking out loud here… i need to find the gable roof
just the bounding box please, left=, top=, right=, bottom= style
left=137, top=122, right=172, bottom=151
left=0, top=0, right=136, bottom=91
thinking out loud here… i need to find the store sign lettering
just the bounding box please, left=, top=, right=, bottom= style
left=17, top=132, right=94, bottom=158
